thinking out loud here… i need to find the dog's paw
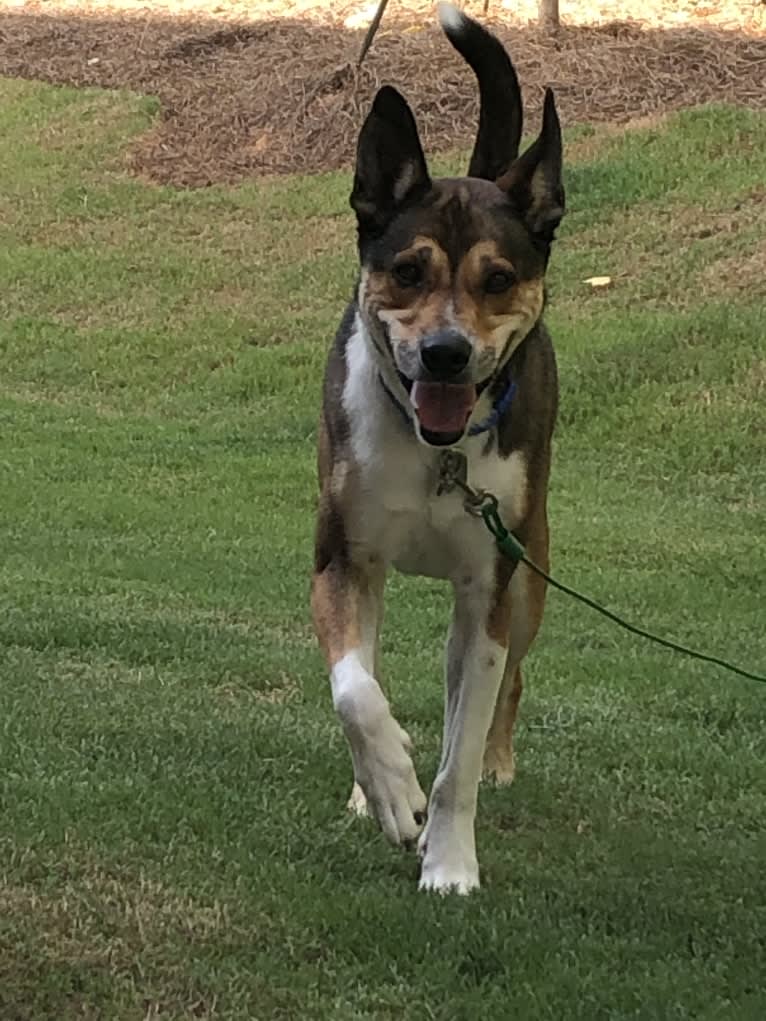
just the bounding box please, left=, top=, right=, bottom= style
left=334, top=667, right=426, bottom=846
left=417, top=808, right=479, bottom=894
left=482, top=747, right=516, bottom=786
left=346, top=781, right=371, bottom=818
left=350, top=719, right=427, bottom=846
left=418, top=854, right=479, bottom=895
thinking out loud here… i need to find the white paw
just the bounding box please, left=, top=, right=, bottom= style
left=333, top=659, right=426, bottom=846
left=417, top=808, right=479, bottom=894
left=418, top=855, right=479, bottom=895
left=346, top=781, right=370, bottom=818
left=351, top=717, right=427, bottom=845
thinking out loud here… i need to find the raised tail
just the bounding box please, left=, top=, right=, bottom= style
left=437, top=2, right=523, bottom=181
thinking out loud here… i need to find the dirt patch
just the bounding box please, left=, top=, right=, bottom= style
left=0, top=861, right=240, bottom=1019
left=1, top=1, right=765, bottom=185
left=700, top=237, right=766, bottom=299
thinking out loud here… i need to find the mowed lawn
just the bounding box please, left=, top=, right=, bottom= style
left=1, top=78, right=765, bottom=1019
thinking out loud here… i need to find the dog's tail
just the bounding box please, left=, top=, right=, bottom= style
left=437, top=2, right=523, bottom=182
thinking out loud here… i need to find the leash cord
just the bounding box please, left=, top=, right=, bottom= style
left=477, top=499, right=766, bottom=686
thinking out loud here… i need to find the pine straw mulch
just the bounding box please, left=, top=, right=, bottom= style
left=0, top=0, right=765, bottom=186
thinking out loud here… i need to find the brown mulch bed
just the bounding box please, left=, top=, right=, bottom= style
left=1, top=1, right=765, bottom=186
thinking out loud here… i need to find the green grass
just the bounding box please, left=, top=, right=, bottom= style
left=1, top=78, right=765, bottom=1019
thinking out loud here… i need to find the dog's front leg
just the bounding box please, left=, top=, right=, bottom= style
left=312, top=556, right=427, bottom=847
left=418, top=569, right=511, bottom=894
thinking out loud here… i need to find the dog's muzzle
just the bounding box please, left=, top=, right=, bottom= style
left=401, top=330, right=478, bottom=446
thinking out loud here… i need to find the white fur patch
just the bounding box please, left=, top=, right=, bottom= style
left=331, top=651, right=380, bottom=718
left=437, top=2, right=466, bottom=34
left=347, top=781, right=370, bottom=817
left=471, top=448, right=528, bottom=529
left=393, top=161, right=420, bottom=203
left=419, top=813, right=479, bottom=895
left=331, top=650, right=426, bottom=846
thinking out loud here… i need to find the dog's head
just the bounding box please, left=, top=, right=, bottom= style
left=351, top=3, right=565, bottom=447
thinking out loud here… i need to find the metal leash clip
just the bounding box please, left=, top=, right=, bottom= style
left=461, top=486, right=498, bottom=518
left=436, top=450, right=497, bottom=517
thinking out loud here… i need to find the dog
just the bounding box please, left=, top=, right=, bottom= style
left=311, top=2, right=564, bottom=893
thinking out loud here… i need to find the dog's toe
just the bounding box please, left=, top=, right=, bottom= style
left=482, top=748, right=516, bottom=786
left=346, top=781, right=371, bottom=818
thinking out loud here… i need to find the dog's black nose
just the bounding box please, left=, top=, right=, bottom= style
left=420, top=330, right=472, bottom=379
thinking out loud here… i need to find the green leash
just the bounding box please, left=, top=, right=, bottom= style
left=472, top=488, right=766, bottom=686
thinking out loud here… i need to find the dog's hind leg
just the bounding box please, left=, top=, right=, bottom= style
left=483, top=663, right=524, bottom=786
left=483, top=513, right=549, bottom=785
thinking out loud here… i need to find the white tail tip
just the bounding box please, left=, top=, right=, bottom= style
left=437, top=1, right=467, bottom=34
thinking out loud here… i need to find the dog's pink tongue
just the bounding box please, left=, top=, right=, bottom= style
left=411, top=382, right=477, bottom=435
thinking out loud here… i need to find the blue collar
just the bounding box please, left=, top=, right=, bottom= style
left=467, top=376, right=517, bottom=436
left=378, top=373, right=517, bottom=439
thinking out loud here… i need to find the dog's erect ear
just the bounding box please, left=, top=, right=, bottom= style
left=497, top=89, right=565, bottom=242
left=350, top=86, right=431, bottom=236
left=438, top=3, right=523, bottom=181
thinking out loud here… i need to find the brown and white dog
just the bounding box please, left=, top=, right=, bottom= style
left=311, top=3, right=564, bottom=893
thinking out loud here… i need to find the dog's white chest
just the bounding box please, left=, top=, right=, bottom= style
left=372, top=442, right=525, bottom=578
left=369, top=446, right=479, bottom=578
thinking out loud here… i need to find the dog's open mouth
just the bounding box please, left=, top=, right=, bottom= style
left=410, top=380, right=477, bottom=446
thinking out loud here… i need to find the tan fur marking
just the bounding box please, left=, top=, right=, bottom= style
left=409, top=235, right=448, bottom=270
left=311, top=569, right=360, bottom=668
left=455, top=241, right=544, bottom=358
left=363, top=236, right=454, bottom=348
left=461, top=239, right=505, bottom=273
left=396, top=311, right=419, bottom=329
left=483, top=665, right=523, bottom=784
left=486, top=581, right=513, bottom=647
left=483, top=503, right=550, bottom=783
left=378, top=292, right=447, bottom=343
left=330, top=459, right=350, bottom=502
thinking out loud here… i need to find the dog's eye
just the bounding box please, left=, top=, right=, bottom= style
left=393, top=261, right=423, bottom=288
left=484, top=270, right=516, bottom=294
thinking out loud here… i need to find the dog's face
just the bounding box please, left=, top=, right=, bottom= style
left=358, top=178, right=547, bottom=390
left=351, top=64, right=564, bottom=446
